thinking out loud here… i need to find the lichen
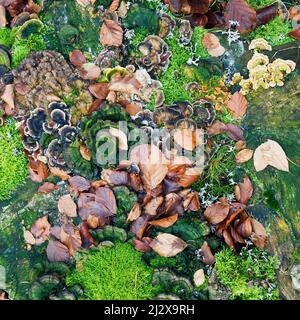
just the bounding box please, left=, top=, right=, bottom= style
left=66, top=243, right=160, bottom=300
left=0, top=119, right=28, bottom=200
left=215, top=247, right=279, bottom=300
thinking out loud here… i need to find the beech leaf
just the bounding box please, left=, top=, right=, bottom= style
left=235, top=176, right=253, bottom=204
left=253, top=139, right=289, bottom=172
left=149, top=233, right=187, bottom=257
left=46, top=240, right=70, bottom=263
left=227, top=92, right=248, bottom=119
left=149, top=214, right=178, bottom=228
left=58, top=194, right=77, bottom=218
left=235, top=148, right=253, bottom=164
left=69, top=176, right=91, bottom=192
left=100, top=19, right=123, bottom=47
left=204, top=201, right=230, bottom=224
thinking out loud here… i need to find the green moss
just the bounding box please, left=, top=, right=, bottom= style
left=191, top=27, right=209, bottom=58
left=215, top=247, right=279, bottom=300
left=130, top=27, right=150, bottom=50
left=11, top=33, right=46, bottom=68
left=247, top=0, right=278, bottom=9
left=0, top=119, right=28, bottom=200
left=192, top=138, right=236, bottom=199
left=0, top=28, right=16, bottom=48
left=66, top=243, right=159, bottom=300
left=250, top=16, right=293, bottom=46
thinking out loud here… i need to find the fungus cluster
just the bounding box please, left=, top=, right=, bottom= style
left=232, top=38, right=296, bottom=95
left=12, top=51, right=93, bottom=120
left=136, top=35, right=171, bottom=75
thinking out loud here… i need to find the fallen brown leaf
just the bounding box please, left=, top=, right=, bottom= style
left=100, top=19, right=123, bottom=47
left=149, top=233, right=187, bottom=257
left=234, top=176, right=253, bottom=204
left=227, top=91, right=248, bottom=119
left=58, top=194, right=77, bottom=218
left=38, top=182, right=59, bottom=194
left=204, top=201, right=230, bottom=224
left=200, top=241, right=215, bottom=265
left=46, top=240, right=70, bottom=263
left=235, top=148, right=253, bottom=164
left=127, top=203, right=142, bottom=222
left=149, top=214, right=178, bottom=228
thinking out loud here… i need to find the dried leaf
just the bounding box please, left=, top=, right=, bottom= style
left=118, top=0, right=127, bottom=18
left=235, top=176, right=253, bottom=204
left=225, top=124, right=245, bottom=141
left=1, top=85, right=15, bottom=114
left=177, top=167, right=202, bottom=188
left=69, top=176, right=91, bottom=192
left=108, top=0, right=119, bottom=13
left=236, top=217, right=252, bottom=238
left=80, top=63, right=101, bottom=80
left=46, top=240, right=70, bottom=263
left=69, top=50, right=86, bottom=67
left=144, top=196, right=164, bottom=216
left=127, top=203, right=142, bottom=222
left=173, top=128, right=203, bottom=151
left=108, top=75, right=142, bottom=95
left=23, top=230, right=36, bottom=245
left=235, top=148, right=253, bottom=164
left=223, top=229, right=235, bottom=249
left=58, top=194, right=77, bottom=218
left=79, top=144, right=92, bottom=161
left=140, top=163, right=169, bottom=191
left=88, top=83, right=109, bottom=100
left=100, top=19, right=123, bottom=47
left=204, top=201, right=230, bottom=224
left=0, top=5, right=6, bottom=27
left=149, top=233, right=187, bottom=257
left=253, top=139, right=289, bottom=172
left=38, top=182, right=59, bottom=194
left=207, top=120, right=227, bottom=135
left=224, top=0, right=257, bottom=33
left=200, top=241, right=215, bottom=265
left=194, top=269, right=205, bottom=287
left=131, top=215, right=149, bottom=239
left=102, top=169, right=129, bottom=186
left=59, top=223, right=82, bottom=256
left=95, top=187, right=117, bottom=215
left=31, top=216, right=51, bottom=246
left=133, top=237, right=152, bottom=253
left=50, top=167, right=71, bottom=180
left=149, top=214, right=178, bottom=228
left=256, top=3, right=278, bottom=26
left=251, top=218, right=267, bottom=248
left=288, top=29, right=300, bottom=40
left=80, top=222, right=97, bottom=249
left=202, top=33, right=225, bottom=57
left=227, top=92, right=248, bottom=119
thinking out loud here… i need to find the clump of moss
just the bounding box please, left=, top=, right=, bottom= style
left=66, top=243, right=160, bottom=300
left=191, top=26, right=209, bottom=58
left=192, top=138, right=237, bottom=200
left=11, top=33, right=46, bottom=68
left=215, top=247, right=279, bottom=300
left=0, top=28, right=16, bottom=48
left=247, top=0, right=278, bottom=9
left=0, top=119, right=28, bottom=200
left=250, top=16, right=293, bottom=46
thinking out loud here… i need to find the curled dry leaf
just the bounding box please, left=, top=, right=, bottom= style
left=131, top=215, right=150, bottom=239
left=140, top=163, right=169, bottom=191
left=177, top=167, right=202, bottom=188
left=223, top=229, right=235, bottom=249
left=31, top=215, right=51, bottom=246
left=133, top=237, right=152, bottom=253
left=149, top=214, right=178, bottom=228
left=80, top=144, right=92, bottom=161
left=253, top=139, right=289, bottom=172
left=227, top=92, right=248, bottom=119
left=235, top=148, right=253, bottom=164
left=69, top=50, right=86, bottom=67
left=127, top=203, right=142, bottom=222
left=58, top=194, right=77, bottom=218
left=144, top=196, right=164, bottom=216
left=38, top=182, right=59, bottom=194
left=200, top=241, right=215, bottom=265
left=207, top=120, right=227, bottom=136
left=0, top=5, right=6, bottom=27
left=69, top=176, right=91, bottom=192
left=251, top=218, right=267, bottom=248
left=109, top=127, right=128, bottom=150
left=164, top=193, right=184, bottom=215
left=88, top=83, right=109, bottom=100
left=80, top=222, right=97, bottom=249
left=100, top=19, right=123, bottom=47
left=236, top=217, right=252, bottom=238
left=204, top=201, right=230, bottom=224
left=59, top=224, right=82, bottom=256
left=149, top=233, right=187, bottom=258
left=235, top=176, right=253, bottom=204
left=225, top=124, right=245, bottom=141
left=46, top=240, right=70, bottom=263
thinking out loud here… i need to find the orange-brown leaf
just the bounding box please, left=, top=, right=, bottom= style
left=227, top=91, right=248, bottom=119
left=100, top=19, right=123, bottom=47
